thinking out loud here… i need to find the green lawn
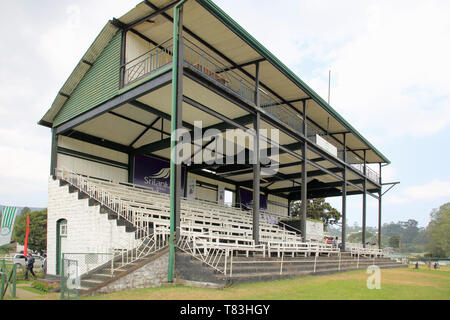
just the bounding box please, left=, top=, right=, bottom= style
left=85, top=267, right=450, bottom=300
left=9, top=267, right=450, bottom=300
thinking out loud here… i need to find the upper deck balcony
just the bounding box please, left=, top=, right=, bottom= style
left=121, top=36, right=380, bottom=184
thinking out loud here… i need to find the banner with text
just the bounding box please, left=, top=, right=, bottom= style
left=134, top=155, right=185, bottom=195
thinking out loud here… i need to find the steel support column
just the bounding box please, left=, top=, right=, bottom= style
left=168, top=0, right=186, bottom=283
left=378, top=163, right=382, bottom=249
left=128, top=152, right=135, bottom=184
left=341, top=133, right=347, bottom=252
left=301, top=101, right=308, bottom=241
left=50, top=129, right=58, bottom=176
left=362, top=150, right=367, bottom=248
left=253, top=62, right=261, bottom=245
left=235, top=184, right=241, bottom=209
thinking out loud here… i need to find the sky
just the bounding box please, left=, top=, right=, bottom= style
left=0, top=0, right=449, bottom=228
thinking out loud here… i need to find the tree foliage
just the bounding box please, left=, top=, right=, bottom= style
left=290, top=198, right=341, bottom=226
left=388, top=235, right=401, bottom=249
left=348, top=231, right=376, bottom=244
left=426, top=203, right=450, bottom=257
left=12, top=209, right=47, bottom=253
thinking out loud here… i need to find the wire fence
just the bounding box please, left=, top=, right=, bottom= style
left=60, top=256, right=79, bottom=300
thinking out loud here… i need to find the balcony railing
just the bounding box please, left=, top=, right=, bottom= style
left=123, top=37, right=380, bottom=184
left=123, top=38, right=174, bottom=86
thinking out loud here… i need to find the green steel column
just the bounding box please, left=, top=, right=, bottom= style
left=301, top=100, right=308, bottom=242
left=253, top=62, right=261, bottom=245
left=341, top=133, right=347, bottom=252
left=50, top=129, right=58, bottom=176
left=168, top=0, right=187, bottom=283
left=362, top=150, right=367, bottom=248
left=128, top=152, right=135, bottom=184
left=378, top=163, right=382, bottom=249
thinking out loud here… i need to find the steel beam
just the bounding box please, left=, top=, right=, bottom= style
left=54, top=71, right=172, bottom=135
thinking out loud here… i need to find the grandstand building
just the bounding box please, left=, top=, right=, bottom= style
left=39, top=0, right=402, bottom=294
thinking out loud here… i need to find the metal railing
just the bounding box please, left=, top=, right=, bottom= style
left=183, top=37, right=256, bottom=104
left=122, top=37, right=381, bottom=184
left=178, top=233, right=232, bottom=275
left=55, top=168, right=170, bottom=273
left=123, top=38, right=173, bottom=86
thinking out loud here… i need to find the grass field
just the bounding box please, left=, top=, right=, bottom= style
left=10, top=266, right=448, bottom=301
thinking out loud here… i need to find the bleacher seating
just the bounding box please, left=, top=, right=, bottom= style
left=57, top=170, right=370, bottom=259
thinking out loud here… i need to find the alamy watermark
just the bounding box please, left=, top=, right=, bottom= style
left=366, top=265, right=381, bottom=290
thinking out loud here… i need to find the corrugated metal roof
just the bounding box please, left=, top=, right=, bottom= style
left=39, top=0, right=389, bottom=165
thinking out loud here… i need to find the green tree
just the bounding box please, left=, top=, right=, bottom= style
left=291, top=198, right=341, bottom=226
left=12, top=209, right=47, bottom=253
left=389, top=235, right=401, bottom=249
left=20, top=207, right=31, bottom=216
left=426, top=203, right=450, bottom=257
left=348, top=231, right=376, bottom=244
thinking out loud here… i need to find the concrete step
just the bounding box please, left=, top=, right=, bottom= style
left=225, top=263, right=406, bottom=284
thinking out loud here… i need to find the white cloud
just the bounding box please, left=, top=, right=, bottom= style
left=387, top=179, right=450, bottom=204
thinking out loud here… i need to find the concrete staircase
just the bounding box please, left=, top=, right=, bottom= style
left=77, top=247, right=169, bottom=296
left=61, top=179, right=138, bottom=234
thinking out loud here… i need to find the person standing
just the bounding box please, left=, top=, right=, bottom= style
left=24, top=253, right=37, bottom=280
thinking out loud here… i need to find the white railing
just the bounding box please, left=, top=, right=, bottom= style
left=178, top=233, right=231, bottom=275
left=55, top=168, right=169, bottom=273
left=349, top=246, right=384, bottom=258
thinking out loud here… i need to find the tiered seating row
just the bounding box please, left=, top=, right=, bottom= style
left=62, top=172, right=344, bottom=258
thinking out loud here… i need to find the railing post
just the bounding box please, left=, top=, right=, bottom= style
left=357, top=252, right=360, bottom=269
left=111, top=249, right=114, bottom=275
left=230, top=250, right=233, bottom=278
left=224, top=249, right=228, bottom=276
left=314, top=251, right=318, bottom=273
left=338, top=252, right=341, bottom=271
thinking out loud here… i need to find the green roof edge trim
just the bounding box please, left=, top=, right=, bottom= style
left=196, top=0, right=390, bottom=165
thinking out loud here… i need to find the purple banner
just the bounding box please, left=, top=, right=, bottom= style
left=239, top=188, right=267, bottom=210
left=134, top=155, right=185, bottom=195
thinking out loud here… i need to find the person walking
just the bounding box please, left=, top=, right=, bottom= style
left=42, top=253, right=47, bottom=275
left=24, top=253, right=37, bottom=280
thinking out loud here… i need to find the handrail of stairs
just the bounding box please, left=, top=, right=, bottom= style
left=55, top=168, right=169, bottom=273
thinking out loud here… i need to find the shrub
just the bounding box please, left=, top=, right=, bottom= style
left=31, top=280, right=58, bottom=293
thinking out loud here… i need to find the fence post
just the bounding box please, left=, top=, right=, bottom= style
left=0, top=260, right=6, bottom=300
left=10, top=264, right=16, bottom=298
left=357, top=252, right=360, bottom=269
left=60, top=253, right=65, bottom=300
left=314, top=251, right=318, bottom=273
